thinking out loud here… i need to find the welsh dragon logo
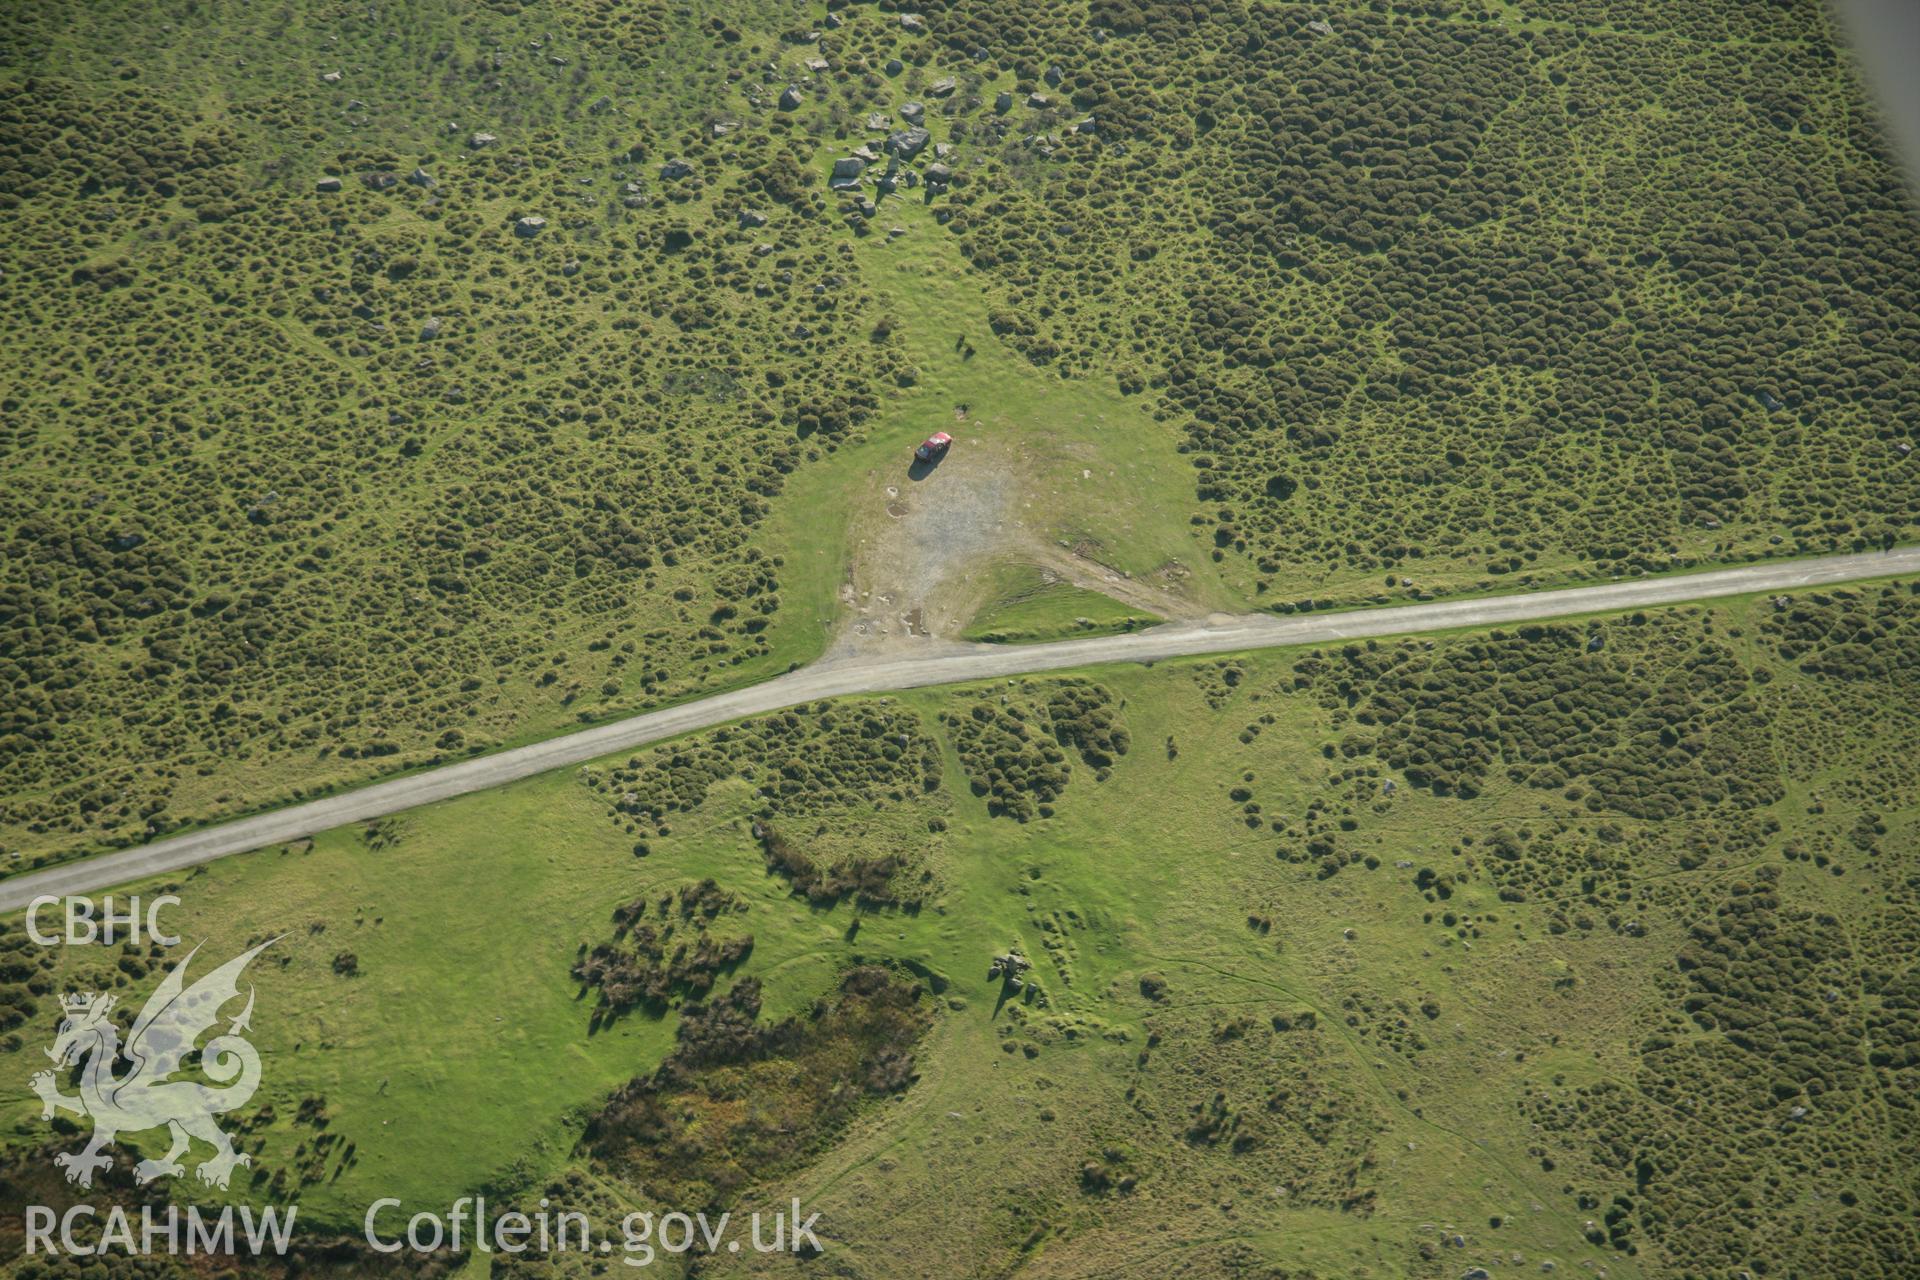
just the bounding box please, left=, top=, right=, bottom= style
left=31, top=940, right=275, bottom=1190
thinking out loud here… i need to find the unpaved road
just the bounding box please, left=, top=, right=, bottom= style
left=4, top=547, right=1916, bottom=912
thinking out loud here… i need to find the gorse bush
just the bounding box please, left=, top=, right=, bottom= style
left=755, top=821, right=917, bottom=909
left=1292, top=614, right=1784, bottom=819
left=582, top=965, right=932, bottom=1208
left=571, top=879, right=752, bottom=1021
left=0, top=3, right=906, bottom=862
left=925, top=1, right=1920, bottom=584
left=582, top=701, right=941, bottom=836
left=944, top=678, right=1128, bottom=821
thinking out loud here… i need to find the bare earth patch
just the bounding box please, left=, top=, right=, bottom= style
left=830, top=427, right=1198, bottom=659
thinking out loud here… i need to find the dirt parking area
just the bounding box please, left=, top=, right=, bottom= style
left=828, top=423, right=1197, bottom=660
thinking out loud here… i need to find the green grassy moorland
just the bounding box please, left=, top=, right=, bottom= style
left=0, top=0, right=902, bottom=867
left=7, top=0, right=1920, bottom=874
left=960, top=561, right=1159, bottom=643
left=2, top=581, right=1916, bottom=1278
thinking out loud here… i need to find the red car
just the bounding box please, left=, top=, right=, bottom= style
left=914, top=431, right=953, bottom=462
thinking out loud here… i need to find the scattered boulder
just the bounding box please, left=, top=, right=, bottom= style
left=865, top=112, right=891, bottom=130
left=320, top=69, right=343, bottom=84
left=361, top=171, right=398, bottom=190
left=1027, top=92, right=1050, bottom=108
left=885, top=58, right=904, bottom=76
left=407, top=167, right=435, bottom=188
left=710, top=119, right=737, bottom=138
left=315, top=176, right=343, bottom=192
left=1307, top=19, right=1334, bottom=36
left=804, top=56, right=830, bottom=73
left=420, top=316, right=443, bottom=340
left=886, top=127, right=931, bottom=159
left=1045, top=65, right=1064, bottom=87
left=899, top=13, right=926, bottom=32
left=778, top=84, right=803, bottom=110
left=830, top=157, right=867, bottom=189
left=899, top=100, right=926, bottom=124
left=929, top=77, right=956, bottom=97
left=514, top=215, right=548, bottom=238
left=995, top=91, right=1014, bottom=113
left=562, top=259, right=580, bottom=276
left=737, top=208, right=768, bottom=228
left=660, top=158, right=693, bottom=180
left=988, top=950, right=1032, bottom=981
left=470, top=131, right=497, bottom=148
left=588, top=95, right=613, bottom=114
left=924, top=161, right=954, bottom=187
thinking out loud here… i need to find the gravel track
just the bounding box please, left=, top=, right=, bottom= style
left=3, top=547, right=1915, bottom=911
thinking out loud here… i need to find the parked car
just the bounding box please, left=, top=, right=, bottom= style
left=914, top=431, right=953, bottom=462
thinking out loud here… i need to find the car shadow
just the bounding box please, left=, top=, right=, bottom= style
left=906, top=453, right=945, bottom=482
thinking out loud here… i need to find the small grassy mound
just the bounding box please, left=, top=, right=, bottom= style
left=961, top=563, right=1158, bottom=644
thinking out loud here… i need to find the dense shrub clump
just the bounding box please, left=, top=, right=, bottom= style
left=583, top=966, right=932, bottom=1208
left=0, top=4, right=908, bottom=862
left=945, top=678, right=1128, bottom=820
left=934, top=1, right=1920, bottom=588
left=1291, top=615, right=1782, bottom=819
left=756, top=821, right=915, bottom=909
left=583, top=701, right=941, bottom=836
left=1525, top=868, right=1919, bottom=1275
left=570, top=879, right=752, bottom=1023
